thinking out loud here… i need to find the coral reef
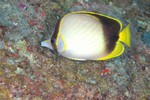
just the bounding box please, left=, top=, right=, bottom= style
left=0, top=0, right=149, bottom=99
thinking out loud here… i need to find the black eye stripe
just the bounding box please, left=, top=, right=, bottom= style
left=51, top=38, right=55, bottom=44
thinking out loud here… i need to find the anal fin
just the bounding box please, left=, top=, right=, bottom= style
left=97, top=42, right=124, bottom=60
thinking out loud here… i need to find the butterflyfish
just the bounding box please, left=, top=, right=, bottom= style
left=41, top=11, right=131, bottom=60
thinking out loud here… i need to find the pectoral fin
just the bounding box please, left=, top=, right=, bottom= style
left=57, top=34, right=67, bottom=53
left=98, top=42, right=124, bottom=60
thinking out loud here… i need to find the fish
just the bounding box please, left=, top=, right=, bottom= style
left=41, top=11, right=131, bottom=60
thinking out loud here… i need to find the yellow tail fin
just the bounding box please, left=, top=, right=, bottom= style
left=119, top=24, right=131, bottom=47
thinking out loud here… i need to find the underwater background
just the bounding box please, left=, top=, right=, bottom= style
left=0, top=0, right=149, bottom=99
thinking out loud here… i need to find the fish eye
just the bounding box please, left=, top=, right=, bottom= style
left=51, top=38, right=55, bottom=44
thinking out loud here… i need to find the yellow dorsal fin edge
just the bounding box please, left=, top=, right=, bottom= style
left=119, top=24, right=131, bottom=47
left=69, top=11, right=123, bottom=31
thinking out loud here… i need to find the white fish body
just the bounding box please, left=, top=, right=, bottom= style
left=41, top=11, right=131, bottom=60
left=56, top=14, right=107, bottom=60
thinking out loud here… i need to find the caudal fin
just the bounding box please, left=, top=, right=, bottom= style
left=119, top=24, right=131, bottom=47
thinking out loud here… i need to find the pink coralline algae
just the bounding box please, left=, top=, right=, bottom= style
left=0, top=0, right=149, bottom=100
left=18, top=3, right=27, bottom=11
